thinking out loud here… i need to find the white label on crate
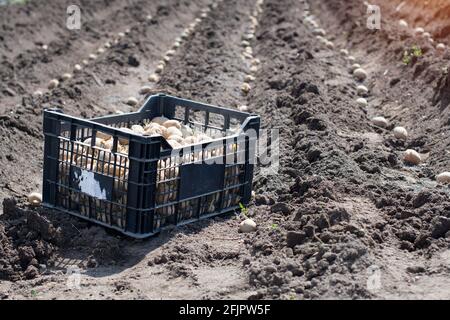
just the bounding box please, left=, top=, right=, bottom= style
left=73, top=169, right=108, bottom=200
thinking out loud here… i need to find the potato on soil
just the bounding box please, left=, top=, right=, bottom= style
left=414, top=27, right=424, bottom=36
left=238, top=105, right=249, bottom=112
left=393, top=126, right=408, bottom=140
left=347, top=55, right=356, bottom=63
left=239, top=219, right=257, bottom=233
left=48, top=79, right=59, bottom=90
left=241, top=82, right=251, bottom=94
left=340, top=49, right=349, bottom=55
left=356, top=97, right=368, bottom=107
left=33, top=90, right=43, bottom=97
left=62, top=73, right=72, bottom=81
left=250, top=65, right=258, bottom=73
left=139, top=86, right=152, bottom=95
left=404, top=149, right=421, bottom=165
left=148, top=74, right=160, bottom=83
left=398, top=20, right=408, bottom=28
left=89, top=53, right=97, bottom=60
left=245, top=74, right=256, bottom=82
left=436, top=43, right=446, bottom=51
left=372, top=116, right=388, bottom=128
left=28, top=192, right=42, bottom=207
left=313, top=28, right=326, bottom=36
left=353, top=68, right=367, bottom=81
left=166, top=49, right=176, bottom=57
left=351, top=63, right=361, bottom=71
left=356, top=85, right=368, bottom=96
left=436, top=172, right=450, bottom=184
left=126, top=97, right=138, bottom=106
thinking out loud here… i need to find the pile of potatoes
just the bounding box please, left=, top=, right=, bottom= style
left=59, top=116, right=241, bottom=229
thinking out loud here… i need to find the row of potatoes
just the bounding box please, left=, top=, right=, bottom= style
left=59, top=116, right=243, bottom=228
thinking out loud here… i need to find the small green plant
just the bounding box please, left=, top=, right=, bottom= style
left=239, top=202, right=249, bottom=218
left=270, top=223, right=278, bottom=230
left=402, top=45, right=423, bottom=65
left=31, top=290, right=38, bottom=297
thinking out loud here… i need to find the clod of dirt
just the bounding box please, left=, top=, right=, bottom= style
left=356, top=85, right=368, bottom=96
left=393, top=126, right=408, bottom=140
left=353, top=68, right=367, bottom=81
left=436, top=172, right=450, bottom=184
left=27, top=192, right=42, bottom=207
left=430, top=216, right=450, bottom=239
left=404, top=149, right=422, bottom=165
left=356, top=97, right=368, bottom=107
left=372, top=116, right=388, bottom=128
left=48, top=79, right=59, bottom=90
left=239, top=219, right=257, bottom=233
left=23, top=265, right=39, bottom=279
left=126, top=97, right=138, bottom=106
left=286, top=231, right=307, bottom=247
left=271, top=202, right=291, bottom=215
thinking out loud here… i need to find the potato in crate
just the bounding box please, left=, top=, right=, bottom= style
left=42, top=93, right=260, bottom=238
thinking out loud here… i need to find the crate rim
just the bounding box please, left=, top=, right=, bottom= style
left=43, top=93, right=260, bottom=151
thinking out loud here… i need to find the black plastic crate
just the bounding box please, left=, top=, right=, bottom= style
left=42, top=93, right=260, bottom=238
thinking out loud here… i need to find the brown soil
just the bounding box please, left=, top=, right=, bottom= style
left=1, top=0, right=450, bottom=300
